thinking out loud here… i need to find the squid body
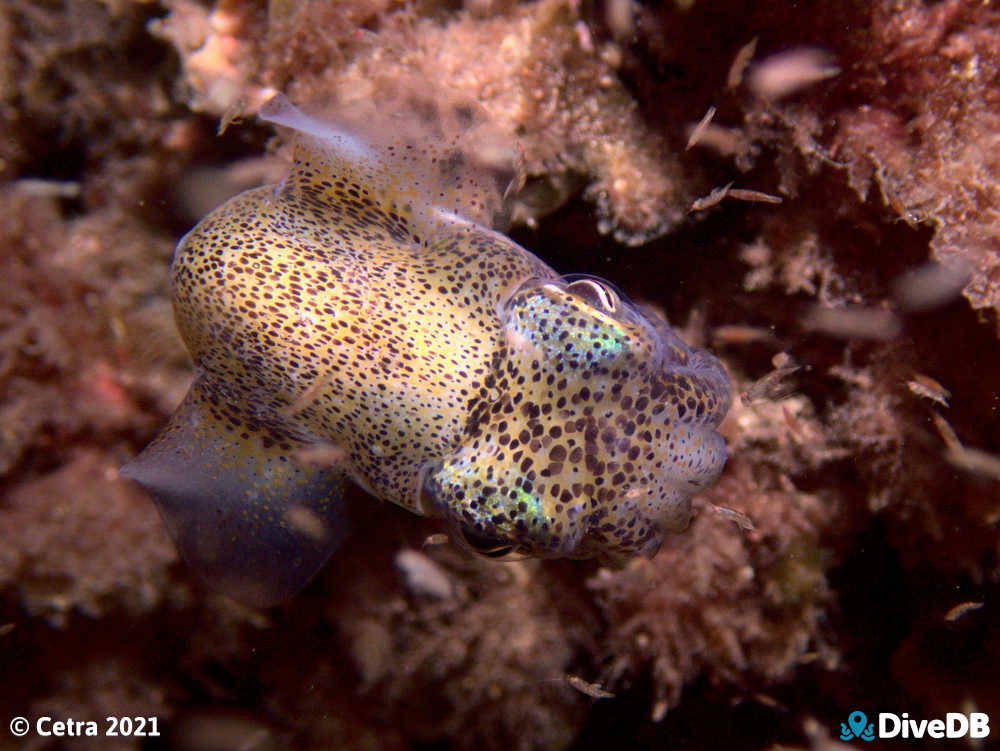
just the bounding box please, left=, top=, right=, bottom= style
left=121, top=91, right=731, bottom=606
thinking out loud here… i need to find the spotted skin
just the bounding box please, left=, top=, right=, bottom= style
left=425, top=277, right=730, bottom=563
left=171, top=176, right=550, bottom=512
left=122, top=93, right=730, bottom=603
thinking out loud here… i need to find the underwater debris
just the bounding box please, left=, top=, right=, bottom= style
left=685, top=106, right=716, bottom=150
left=690, top=183, right=782, bottom=212
left=740, top=353, right=800, bottom=404
left=602, top=0, right=634, bottom=42
left=932, top=413, right=1000, bottom=482
left=293, top=442, right=349, bottom=469
left=891, top=261, right=972, bottom=313
left=13, top=179, right=81, bottom=198
left=727, top=36, right=758, bottom=89
left=748, top=47, right=840, bottom=100
left=566, top=674, right=616, bottom=699
left=283, top=504, right=332, bottom=543
left=395, top=549, right=456, bottom=600
left=709, top=503, right=755, bottom=532
left=713, top=324, right=777, bottom=346
left=802, top=305, right=903, bottom=341
left=686, top=122, right=752, bottom=159
left=726, top=188, right=782, bottom=204
left=689, top=182, right=733, bottom=212
left=906, top=373, right=951, bottom=408
left=943, top=601, right=984, bottom=623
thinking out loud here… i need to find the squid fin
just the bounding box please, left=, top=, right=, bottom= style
left=259, top=84, right=520, bottom=234
left=120, top=381, right=352, bottom=607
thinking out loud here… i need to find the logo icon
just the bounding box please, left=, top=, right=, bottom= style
left=841, top=710, right=875, bottom=742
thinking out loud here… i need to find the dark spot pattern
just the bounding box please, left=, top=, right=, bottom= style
left=172, top=96, right=553, bottom=514
left=162, top=93, right=730, bottom=571
left=424, top=276, right=731, bottom=563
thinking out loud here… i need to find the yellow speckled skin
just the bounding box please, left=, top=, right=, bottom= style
left=171, top=149, right=552, bottom=512
left=122, top=93, right=730, bottom=604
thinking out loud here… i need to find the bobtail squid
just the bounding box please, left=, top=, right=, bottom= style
left=121, top=89, right=731, bottom=606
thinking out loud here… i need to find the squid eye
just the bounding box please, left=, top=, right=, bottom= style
left=567, top=278, right=620, bottom=314
left=458, top=527, right=514, bottom=557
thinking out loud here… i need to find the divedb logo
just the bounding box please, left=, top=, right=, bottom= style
left=839, top=710, right=990, bottom=741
